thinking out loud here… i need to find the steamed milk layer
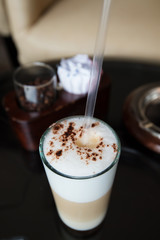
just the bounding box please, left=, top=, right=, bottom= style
left=41, top=116, right=120, bottom=231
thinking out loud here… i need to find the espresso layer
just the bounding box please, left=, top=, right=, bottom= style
left=52, top=189, right=111, bottom=231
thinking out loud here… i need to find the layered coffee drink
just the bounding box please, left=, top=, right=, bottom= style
left=39, top=116, right=120, bottom=231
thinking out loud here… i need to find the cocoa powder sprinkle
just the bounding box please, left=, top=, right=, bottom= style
left=46, top=149, right=53, bottom=156
left=49, top=141, right=54, bottom=147
left=91, top=122, right=99, bottom=128
left=53, top=124, right=64, bottom=134
left=49, top=121, right=106, bottom=163
left=112, top=143, right=117, bottom=152
left=56, top=150, right=62, bottom=158
left=86, top=153, right=90, bottom=159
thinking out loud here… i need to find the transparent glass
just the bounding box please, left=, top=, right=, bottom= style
left=14, top=62, right=57, bottom=112
left=39, top=116, right=121, bottom=232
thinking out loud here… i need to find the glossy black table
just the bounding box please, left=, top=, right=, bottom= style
left=0, top=60, right=160, bottom=240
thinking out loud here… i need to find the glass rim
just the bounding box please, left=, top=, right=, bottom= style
left=13, top=62, right=56, bottom=89
left=39, top=116, right=121, bottom=180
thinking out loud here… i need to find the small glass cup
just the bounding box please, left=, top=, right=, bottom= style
left=13, top=62, right=57, bottom=112
left=39, top=116, right=121, bottom=233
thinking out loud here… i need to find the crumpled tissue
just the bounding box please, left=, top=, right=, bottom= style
left=57, top=54, right=92, bottom=94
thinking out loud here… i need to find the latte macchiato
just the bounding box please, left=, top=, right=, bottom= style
left=39, top=116, right=120, bottom=231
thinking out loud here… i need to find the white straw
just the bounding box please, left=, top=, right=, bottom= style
left=84, top=0, right=111, bottom=128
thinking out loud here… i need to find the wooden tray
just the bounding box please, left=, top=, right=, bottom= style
left=3, top=74, right=110, bottom=151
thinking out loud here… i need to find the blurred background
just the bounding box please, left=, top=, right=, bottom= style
left=0, top=1, right=160, bottom=239
left=0, top=0, right=160, bottom=73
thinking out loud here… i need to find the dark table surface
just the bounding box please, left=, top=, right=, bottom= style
left=0, top=60, right=160, bottom=240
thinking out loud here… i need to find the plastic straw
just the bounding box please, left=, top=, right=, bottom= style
left=84, top=0, right=111, bottom=128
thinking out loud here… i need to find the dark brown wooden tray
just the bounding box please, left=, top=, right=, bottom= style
left=3, top=74, right=110, bottom=151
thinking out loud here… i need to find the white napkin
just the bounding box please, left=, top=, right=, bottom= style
left=57, top=54, right=92, bottom=94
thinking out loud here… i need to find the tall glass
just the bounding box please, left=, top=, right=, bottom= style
left=39, top=116, right=121, bottom=232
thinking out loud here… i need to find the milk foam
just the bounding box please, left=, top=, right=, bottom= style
left=43, top=116, right=118, bottom=177
left=40, top=116, right=120, bottom=203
